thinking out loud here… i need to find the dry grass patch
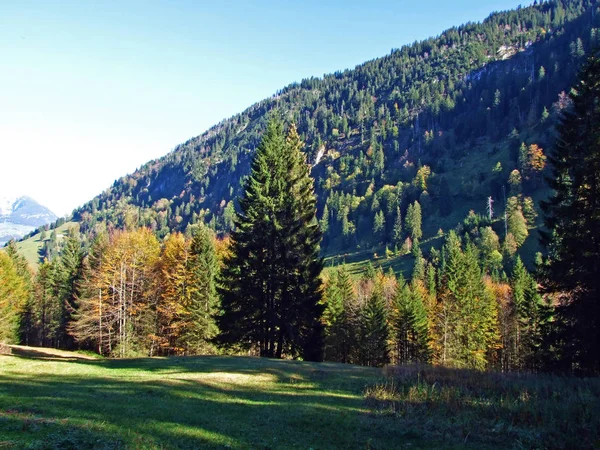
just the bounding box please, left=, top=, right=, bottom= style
left=365, top=364, right=600, bottom=448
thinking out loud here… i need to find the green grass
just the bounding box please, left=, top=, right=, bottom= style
left=8, top=222, right=77, bottom=270
left=0, top=347, right=432, bottom=449
left=2, top=348, right=598, bottom=449
left=323, top=234, right=446, bottom=279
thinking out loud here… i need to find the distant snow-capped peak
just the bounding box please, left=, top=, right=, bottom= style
left=0, top=196, right=18, bottom=216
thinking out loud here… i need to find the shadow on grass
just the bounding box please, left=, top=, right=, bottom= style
left=9, top=345, right=99, bottom=362
left=0, top=352, right=408, bottom=449
left=7, top=351, right=593, bottom=449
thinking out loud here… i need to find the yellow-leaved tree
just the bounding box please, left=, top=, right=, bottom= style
left=72, top=228, right=160, bottom=357
left=0, top=251, right=30, bottom=344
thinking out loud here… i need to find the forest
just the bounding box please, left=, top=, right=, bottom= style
left=1, top=0, right=599, bottom=376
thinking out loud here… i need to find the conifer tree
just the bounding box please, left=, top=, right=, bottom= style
left=411, top=249, right=426, bottom=282
left=373, top=210, right=385, bottom=241
left=390, top=276, right=430, bottom=364
left=217, top=118, right=324, bottom=360
left=405, top=201, right=422, bottom=244
left=323, top=266, right=355, bottom=363
left=30, top=260, right=58, bottom=347
left=440, top=233, right=499, bottom=369
left=541, top=52, right=600, bottom=374
left=511, top=256, right=544, bottom=370
left=54, top=232, right=83, bottom=349
left=185, top=225, right=220, bottom=353
left=358, top=285, right=389, bottom=367
left=392, top=206, right=403, bottom=248
left=320, top=204, right=329, bottom=236
left=69, top=232, right=109, bottom=354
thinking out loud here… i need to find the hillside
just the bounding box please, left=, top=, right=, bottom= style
left=35, top=0, right=591, bottom=273
left=1, top=347, right=598, bottom=449
left=9, top=221, right=78, bottom=269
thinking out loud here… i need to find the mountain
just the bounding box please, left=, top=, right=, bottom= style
left=0, top=196, right=58, bottom=246
left=35, top=1, right=598, bottom=267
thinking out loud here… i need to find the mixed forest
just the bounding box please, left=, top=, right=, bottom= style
left=1, top=0, right=600, bottom=375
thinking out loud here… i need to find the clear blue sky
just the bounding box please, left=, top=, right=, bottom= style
left=0, top=0, right=526, bottom=216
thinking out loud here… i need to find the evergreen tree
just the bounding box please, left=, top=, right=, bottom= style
left=54, top=233, right=83, bottom=349
left=185, top=225, right=220, bottom=353
left=358, top=285, right=389, bottom=367
left=541, top=52, right=600, bottom=374
left=405, top=201, right=422, bottom=244
left=30, top=260, right=59, bottom=347
left=441, top=234, right=499, bottom=369
left=320, top=204, right=329, bottom=236
left=323, top=266, right=355, bottom=363
left=392, top=206, right=403, bottom=248
left=411, top=249, right=426, bottom=282
left=373, top=209, right=386, bottom=241
left=390, top=276, right=430, bottom=364
left=511, top=256, right=544, bottom=370
left=217, top=118, right=324, bottom=360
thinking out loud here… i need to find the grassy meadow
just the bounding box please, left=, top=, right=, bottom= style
left=9, top=222, right=78, bottom=270
left=0, top=347, right=599, bottom=449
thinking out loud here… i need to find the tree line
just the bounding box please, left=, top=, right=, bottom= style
left=322, top=238, right=545, bottom=371
left=1, top=227, right=221, bottom=357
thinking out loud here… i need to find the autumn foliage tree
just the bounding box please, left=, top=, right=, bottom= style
left=156, top=226, right=220, bottom=355
left=0, top=251, right=30, bottom=344
left=72, top=228, right=160, bottom=357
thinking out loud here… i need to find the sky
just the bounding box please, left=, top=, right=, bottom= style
left=0, top=0, right=527, bottom=216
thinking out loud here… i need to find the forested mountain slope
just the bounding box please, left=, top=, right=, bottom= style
left=52, top=1, right=600, bottom=259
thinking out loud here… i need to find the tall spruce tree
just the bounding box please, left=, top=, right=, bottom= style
left=390, top=275, right=430, bottom=364
left=541, top=52, right=600, bottom=374
left=441, top=234, right=499, bottom=369
left=185, top=225, right=220, bottom=353
left=322, top=266, right=355, bottom=363
left=217, top=118, right=324, bottom=360
left=54, top=232, right=83, bottom=349
left=511, top=256, right=544, bottom=370
left=359, top=285, right=390, bottom=367
left=405, top=201, right=422, bottom=244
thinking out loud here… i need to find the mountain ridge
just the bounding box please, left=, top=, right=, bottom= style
left=0, top=196, right=57, bottom=246
left=21, top=0, right=599, bottom=269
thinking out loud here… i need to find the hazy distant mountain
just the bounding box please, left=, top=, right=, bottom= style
left=0, top=196, right=57, bottom=245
